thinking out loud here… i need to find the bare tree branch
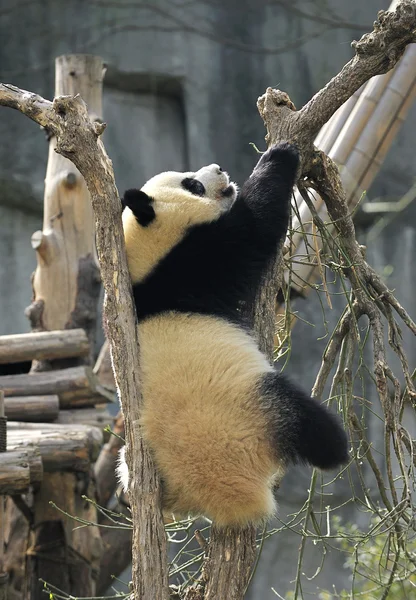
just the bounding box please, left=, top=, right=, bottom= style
left=198, top=3, right=416, bottom=597
left=259, top=1, right=416, bottom=147
left=268, top=0, right=369, bottom=31
left=0, top=84, right=169, bottom=599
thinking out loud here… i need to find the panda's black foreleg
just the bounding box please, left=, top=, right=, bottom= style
left=238, top=142, right=299, bottom=250
left=122, top=189, right=156, bottom=227
left=261, top=370, right=349, bottom=471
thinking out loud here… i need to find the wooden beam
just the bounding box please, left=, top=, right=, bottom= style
left=0, top=365, right=114, bottom=407
left=1, top=54, right=105, bottom=600
left=7, top=422, right=103, bottom=472
left=0, top=329, right=89, bottom=364
left=56, top=405, right=113, bottom=432
left=0, top=449, right=43, bottom=494
left=4, top=395, right=59, bottom=422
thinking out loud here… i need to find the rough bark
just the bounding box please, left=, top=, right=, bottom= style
left=0, top=366, right=113, bottom=408
left=26, top=55, right=102, bottom=369
left=0, top=62, right=169, bottom=600
left=0, top=329, right=89, bottom=364
left=0, top=451, right=43, bottom=495
left=4, top=395, right=60, bottom=422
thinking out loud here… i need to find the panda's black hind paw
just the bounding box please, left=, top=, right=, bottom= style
left=122, top=189, right=156, bottom=227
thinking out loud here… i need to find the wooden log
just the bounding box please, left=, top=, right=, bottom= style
left=25, top=471, right=103, bottom=600
left=0, top=390, right=5, bottom=579
left=26, top=63, right=102, bottom=368
left=7, top=422, right=103, bottom=472
left=0, top=365, right=114, bottom=407
left=56, top=405, right=113, bottom=432
left=0, top=329, right=89, bottom=365
left=0, top=449, right=43, bottom=494
left=3, top=55, right=104, bottom=600
left=4, top=395, right=59, bottom=422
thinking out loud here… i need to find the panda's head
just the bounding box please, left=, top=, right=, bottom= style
left=123, top=164, right=237, bottom=283
left=142, top=163, right=237, bottom=215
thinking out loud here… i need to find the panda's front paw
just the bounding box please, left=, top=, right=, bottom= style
left=122, top=189, right=156, bottom=227
left=264, top=143, right=299, bottom=171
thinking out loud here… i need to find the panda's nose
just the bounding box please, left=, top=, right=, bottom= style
left=207, top=163, right=222, bottom=174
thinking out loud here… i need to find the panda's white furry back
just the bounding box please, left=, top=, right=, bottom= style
left=118, top=143, right=348, bottom=527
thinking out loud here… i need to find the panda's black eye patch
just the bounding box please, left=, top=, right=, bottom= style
left=182, top=177, right=205, bottom=197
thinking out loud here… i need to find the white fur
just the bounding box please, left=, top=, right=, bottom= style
left=119, top=166, right=288, bottom=526
left=118, top=312, right=285, bottom=526
left=123, top=167, right=237, bottom=284
left=117, top=445, right=129, bottom=492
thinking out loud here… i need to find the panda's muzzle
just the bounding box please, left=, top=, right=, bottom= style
left=221, top=184, right=235, bottom=198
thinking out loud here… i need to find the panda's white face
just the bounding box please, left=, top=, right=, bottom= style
left=142, top=164, right=237, bottom=215
left=123, top=165, right=238, bottom=283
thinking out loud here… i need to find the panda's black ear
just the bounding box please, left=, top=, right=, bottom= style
left=122, top=189, right=156, bottom=227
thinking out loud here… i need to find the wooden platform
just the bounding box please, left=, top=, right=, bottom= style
left=7, top=421, right=103, bottom=475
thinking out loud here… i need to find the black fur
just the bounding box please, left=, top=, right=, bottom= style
left=122, top=189, right=156, bottom=227
left=261, top=371, right=349, bottom=469
left=126, top=142, right=348, bottom=471
left=131, top=143, right=300, bottom=323
left=181, top=177, right=206, bottom=196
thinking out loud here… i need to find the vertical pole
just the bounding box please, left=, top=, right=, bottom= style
left=0, top=389, right=8, bottom=600
left=24, top=55, right=105, bottom=600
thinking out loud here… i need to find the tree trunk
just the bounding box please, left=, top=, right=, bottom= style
left=26, top=55, right=102, bottom=370
left=23, top=54, right=104, bottom=600
left=2, top=55, right=105, bottom=600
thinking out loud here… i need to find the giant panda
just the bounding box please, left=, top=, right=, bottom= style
left=117, top=142, right=348, bottom=527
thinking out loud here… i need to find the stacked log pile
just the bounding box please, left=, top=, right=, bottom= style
left=0, top=55, right=110, bottom=600
left=0, top=328, right=111, bottom=495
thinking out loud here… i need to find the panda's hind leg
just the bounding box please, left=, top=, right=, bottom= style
left=261, top=370, right=349, bottom=470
